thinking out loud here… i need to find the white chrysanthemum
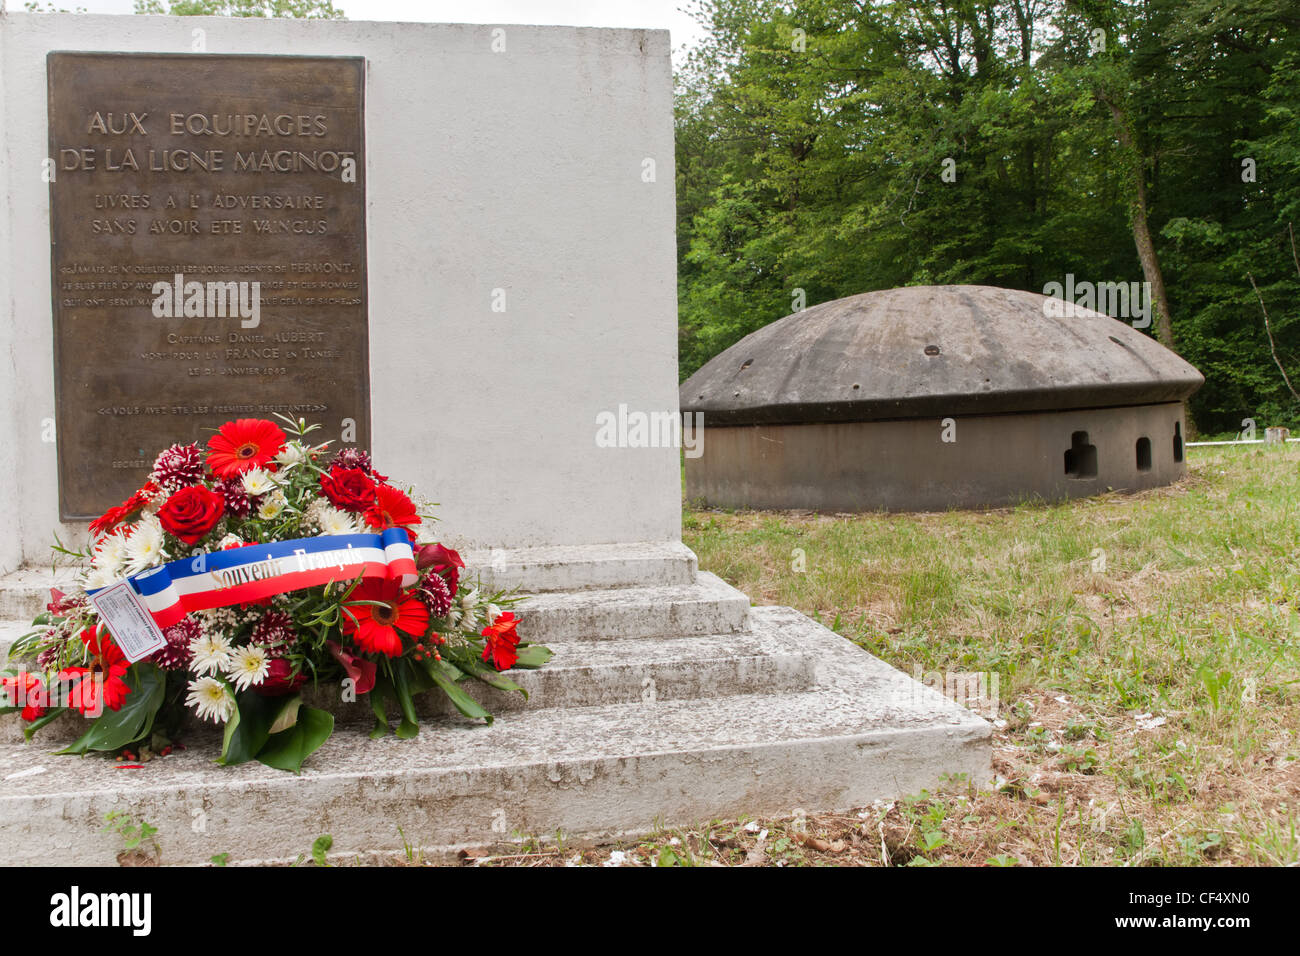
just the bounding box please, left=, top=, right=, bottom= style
left=82, top=565, right=120, bottom=592
left=224, top=644, right=270, bottom=691
left=485, top=603, right=503, bottom=625
left=257, top=492, right=286, bottom=521
left=186, top=676, right=235, bottom=723
left=317, top=505, right=359, bottom=536
left=274, top=441, right=309, bottom=469
left=452, top=587, right=481, bottom=631
left=216, top=533, right=244, bottom=550
left=123, top=517, right=167, bottom=575
left=92, top=534, right=128, bottom=573
left=190, top=633, right=233, bottom=676
left=241, top=468, right=278, bottom=497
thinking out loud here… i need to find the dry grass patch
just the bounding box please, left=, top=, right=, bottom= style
left=376, top=447, right=1300, bottom=867
left=499, top=447, right=1297, bottom=866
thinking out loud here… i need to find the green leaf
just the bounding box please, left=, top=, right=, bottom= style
left=269, top=696, right=302, bottom=735
left=218, top=690, right=286, bottom=766
left=367, top=678, right=390, bottom=738
left=421, top=658, right=493, bottom=724
left=436, top=659, right=464, bottom=681
left=256, top=706, right=333, bottom=774
left=512, top=644, right=553, bottom=669
left=408, top=667, right=435, bottom=693
left=311, top=834, right=333, bottom=866
left=392, top=662, right=421, bottom=738
left=22, top=708, right=67, bottom=741
left=57, top=664, right=165, bottom=755
left=458, top=657, right=528, bottom=698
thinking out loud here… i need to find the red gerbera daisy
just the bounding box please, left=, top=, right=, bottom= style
left=59, top=626, right=131, bottom=716
left=342, top=579, right=430, bottom=658
left=206, top=419, right=287, bottom=479
left=0, top=672, right=48, bottom=722
left=481, top=612, right=521, bottom=671
left=363, top=485, right=421, bottom=531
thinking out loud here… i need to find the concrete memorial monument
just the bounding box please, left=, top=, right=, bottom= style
left=0, top=12, right=989, bottom=864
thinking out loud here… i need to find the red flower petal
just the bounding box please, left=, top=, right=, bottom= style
left=325, top=640, right=377, bottom=695
left=206, top=419, right=287, bottom=479
left=363, top=485, right=420, bottom=530
left=393, top=598, right=430, bottom=636
left=356, top=618, right=402, bottom=658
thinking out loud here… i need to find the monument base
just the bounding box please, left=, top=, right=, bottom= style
left=0, top=546, right=990, bottom=865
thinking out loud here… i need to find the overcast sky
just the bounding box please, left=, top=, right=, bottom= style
left=31, top=0, right=706, bottom=61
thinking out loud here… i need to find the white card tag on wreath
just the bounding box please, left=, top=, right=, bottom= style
left=88, top=581, right=168, bottom=663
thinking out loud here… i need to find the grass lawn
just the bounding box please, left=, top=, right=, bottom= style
left=483, top=443, right=1299, bottom=867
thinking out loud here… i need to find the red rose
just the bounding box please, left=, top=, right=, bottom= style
left=319, top=466, right=377, bottom=513
left=253, top=658, right=308, bottom=697
left=157, top=485, right=225, bottom=545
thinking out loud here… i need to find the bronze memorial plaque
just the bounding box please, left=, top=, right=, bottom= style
left=47, top=53, right=369, bottom=519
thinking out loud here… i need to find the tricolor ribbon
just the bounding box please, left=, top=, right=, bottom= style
left=87, top=530, right=418, bottom=631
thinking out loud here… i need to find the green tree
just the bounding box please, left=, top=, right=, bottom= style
left=132, top=0, right=343, bottom=18
left=676, top=0, right=1300, bottom=431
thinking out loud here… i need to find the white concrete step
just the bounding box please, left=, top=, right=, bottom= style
left=514, top=571, right=750, bottom=642
left=322, top=622, right=817, bottom=718
left=463, top=541, right=698, bottom=593
left=0, top=619, right=38, bottom=662
left=0, top=606, right=991, bottom=865
left=3, top=617, right=814, bottom=717
left=0, top=568, right=79, bottom=621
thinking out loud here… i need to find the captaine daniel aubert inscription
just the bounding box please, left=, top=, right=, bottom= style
left=47, top=53, right=370, bottom=519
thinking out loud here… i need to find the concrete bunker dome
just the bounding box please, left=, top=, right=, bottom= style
left=680, top=285, right=1205, bottom=512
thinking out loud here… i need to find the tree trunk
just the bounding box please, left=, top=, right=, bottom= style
left=1106, top=100, right=1177, bottom=350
